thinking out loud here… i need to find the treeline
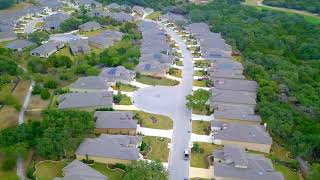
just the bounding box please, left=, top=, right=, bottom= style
left=263, top=0, right=320, bottom=14
left=0, top=0, right=31, bottom=10
left=98, top=0, right=176, bottom=10
left=184, top=0, right=320, bottom=162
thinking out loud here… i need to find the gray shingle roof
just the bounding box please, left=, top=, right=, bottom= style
left=58, top=91, right=113, bottom=109
left=213, top=145, right=284, bottom=180
left=31, top=41, right=64, bottom=57
left=213, top=104, right=261, bottom=123
left=6, top=39, right=34, bottom=51
left=69, top=39, right=91, bottom=55
left=210, top=69, right=245, bottom=79
left=88, top=30, right=123, bottom=48
left=95, top=111, right=137, bottom=129
left=78, top=0, right=102, bottom=8
left=69, top=76, right=109, bottom=91
left=109, top=12, right=134, bottom=23
left=211, top=89, right=256, bottom=106
left=212, top=121, right=272, bottom=145
left=214, top=78, right=257, bottom=92
left=107, top=3, right=121, bottom=10
left=0, top=31, right=17, bottom=40
left=79, top=21, right=101, bottom=32
left=100, top=66, right=135, bottom=82
left=76, top=134, right=141, bottom=160
left=140, top=53, right=174, bottom=64
left=55, top=160, right=108, bottom=180
left=135, top=61, right=167, bottom=76
left=43, top=13, right=70, bottom=30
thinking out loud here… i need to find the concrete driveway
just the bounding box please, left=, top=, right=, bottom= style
left=132, top=20, right=194, bottom=180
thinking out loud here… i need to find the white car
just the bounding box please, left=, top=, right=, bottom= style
left=184, top=149, right=189, bottom=160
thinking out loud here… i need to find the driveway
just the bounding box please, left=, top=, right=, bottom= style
left=132, top=20, right=194, bottom=180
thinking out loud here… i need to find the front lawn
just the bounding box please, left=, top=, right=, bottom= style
left=194, top=60, right=211, bottom=68
left=119, top=95, right=132, bottom=105
left=90, top=163, right=125, bottom=180
left=141, top=136, right=170, bottom=162
left=134, top=111, right=173, bottom=129
left=192, top=121, right=211, bottom=135
left=136, top=75, right=179, bottom=86
left=193, top=80, right=211, bottom=87
left=113, top=83, right=137, bottom=92
left=175, top=60, right=183, bottom=66
left=35, top=22, right=44, bottom=28
left=169, top=68, right=182, bottom=78
left=194, top=70, right=207, bottom=77
left=34, top=160, right=69, bottom=180
left=191, top=142, right=222, bottom=168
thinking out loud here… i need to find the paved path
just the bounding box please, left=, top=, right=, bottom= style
left=138, top=126, right=173, bottom=139
left=130, top=80, right=151, bottom=88
left=165, top=74, right=182, bottom=81
left=192, top=86, right=211, bottom=91
left=113, top=105, right=139, bottom=111
left=191, top=134, right=213, bottom=143
left=132, top=20, right=194, bottom=180
left=191, top=114, right=214, bottom=121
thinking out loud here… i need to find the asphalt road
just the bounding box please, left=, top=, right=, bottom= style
left=132, top=21, right=193, bottom=180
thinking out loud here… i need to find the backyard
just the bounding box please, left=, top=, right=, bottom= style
left=136, top=75, right=179, bottom=86
left=90, top=163, right=125, bottom=180
left=134, top=111, right=173, bottom=129
left=141, top=136, right=170, bottom=162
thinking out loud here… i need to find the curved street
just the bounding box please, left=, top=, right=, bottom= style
left=132, top=21, right=194, bottom=180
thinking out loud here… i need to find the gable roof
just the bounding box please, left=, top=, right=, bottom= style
left=43, top=13, right=70, bottom=30
left=79, top=21, right=101, bottom=31
left=140, top=53, right=174, bottom=64
left=100, top=66, right=135, bottom=82
left=213, top=145, right=284, bottom=180
left=69, top=76, right=109, bottom=91
left=135, top=61, right=167, bottom=74
left=211, top=89, right=256, bottom=106
left=94, top=111, right=137, bottom=129
left=55, top=160, right=108, bottom=180
left=6, top=39, right=34, bottom=50
left=76, top=134, right=141, bottom=160
left=31, top=41, right=64, bottom=56
left=58, top=91, right=113, bottom=109
left=212, top=121, right=272, bottom=145
left=214, top=78, right=257, bottom=92
left=213, top=104, right=261, bottom=123
left=69, top=39, right=91, bottom=54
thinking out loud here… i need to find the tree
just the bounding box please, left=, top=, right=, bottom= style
left=186, top=89, right=210, bottom=111
left=28, top=30, right=50, bottom=44
left=307, top=163, right=320, bottom=180
left=40, top=88, right=51, bottom=100
left=123, top=160, right=168, bottom=180
left=44, top=79, right=57, bottom=89
left=48, top=55, right=72, bottom=68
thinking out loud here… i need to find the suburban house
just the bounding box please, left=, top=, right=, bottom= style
left=79, top=21, right=101, bottom=32
left=100, top=66, right=136, bottom=85
left=57, top=91, right=113, bottom=110
left=43, top=13, right=70, bottom=30
left=140, top=52, right=174, bottom=65
left=132, top=5, right=145, bottom=16
left=77, top=0, right=102, bottom=8
left=0, top=31, right=17, bottom=42
left=54, top=159, right=108, bottom=180
left=135, top=61, right=168, bottom=77
left=76, top=134, right=142, bottom=164
left=88, top=30, right=123, bottom=49
left=6, top=39, right=34, bottom=52
left=30, top=41, right=64, bottom=58
left=161, top=12, right=188, bottom=25
left=107, top=3, right=121, bottom=11
left=211, top=121, right=272, bottom=153
left=210, top=69, right=245, bottom=80
left=108, top=12, right=134, bottom=23
left=213, top=78, right=257, bottom=92
left=94, top=111, right=138, bottom=135
left=213, top=145, right=284, bottom=180
left=213, top=104, right=261, bottom=124
left=210, top=89, right=257, bottom=108
left=69, top=76, right=110, bottom=92
left=212, top=60, right=244, bottom=72
left=69, top=39, right=91, bottom=55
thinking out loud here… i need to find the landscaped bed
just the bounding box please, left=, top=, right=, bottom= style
left=194, top=70, right=207, bottom=77
left=191, top=142, right=222, bottom=168
left=134, top=111, right=173, bottom=129
left=136, top=75, right=179, bottom=86
left=34, top=160, right=69, bottom=180
left=112, top=83, right=137, bottom=92
left=141, top=136, right=170, bottom=162
left=192, top=121, right=211, bottom=135
left=119, top=95, right=132, bottom=105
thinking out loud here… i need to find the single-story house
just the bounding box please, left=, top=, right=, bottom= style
left=140, top=52, right=174, bottom=65
left=132, top=5, right=145, bottom=15
left=57, top=91, right=113, bottom=110
left=76, top=134, right=142, bottom=164
left=54, top=159, right=108, bottom=180
left=109, top=12, right=134, bottom=23
left=69, top=76, right=109, bottom=92
left=107, top=3, right=121, bottom=11
left=211, top=121, right=272, bottom=153
left=135, top=61, right=167, bottom=77
left=210, top=69, right=245, bottom=80
left=79, top=21, right=101, bottom=32
left=0, top=31, right=17, bottom=42
left=210, top=89, right=256, bottom=108
left=213, top=103, right=261, bottom=124
left=100, top=66, right=136, bottom=85
left=213, top=78, right=257, bottom=92
left=78, top=0, right=102, bottom=8
left=69, top=39, right=91, bottom=55
left=43, top=13, right=70, bottom=30
left=213, top=60, right=243, bottom=72
left=88, top=30, right=123, bottom=49
left=94, top=111, right=137, bottom=135
left=161, top=12, right=188, bottom=25
left=6, top=39, right=34, bottom=52
left=213, top=145, right=284, bottom=180
left=30, top=41, right=64, bottom=58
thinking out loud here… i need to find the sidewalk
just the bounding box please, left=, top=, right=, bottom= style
left=193, top=76, right=204, bottom=80
left=191, top=114, right=214, bottom=121
left=191, top=133, right=213, bottom=143
left=137, top=126, right=173, bottom=139
left=165, top=74, right=182, bottom=81
left=113, top=105, right=140, bottom=111
left=192, top=86, right=211, bottom=91
left=194, top=67, right=207, bottom=71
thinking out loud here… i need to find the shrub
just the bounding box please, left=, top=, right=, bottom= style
left=139, top=141, right=147, bottom=151
left=32, top=84, right=42, bottom=95
left=40, top=89, right=51, bottom=100
left=95, top=107, right=114, bottom=111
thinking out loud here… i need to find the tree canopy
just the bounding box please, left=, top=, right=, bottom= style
left=123, top=160, right=168, bottom=180
left=264, top=0, right=320, bottom=14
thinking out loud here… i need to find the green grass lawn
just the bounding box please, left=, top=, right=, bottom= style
left=113, top=84, right=137, bottom=92
left=273, top=163, right=300, bottom=180
left=175, top=60, right=183, bottom=66
left=136, top=75, right=179, bottom=86
left=90, top=163, right=125, bottom=180
left=141, top=136, right=170, bottom=162
left=193, top=80, right=208, bottom=87
left=191, top=142, right=222, bottom=168
left=55, top=45, right=73, bottom=60
left=169, top=68, right=182, bottom=78
left=134, top=111, right=173, bottom=129
left=119, top=95, right=132, bottom=105
left=192, top=121, right=211, bottom=135
left=34, top=160, right=69, bottom=180
left=145, top=11, right=161, bottom=20
left=194, top=60, right=211, bottom=68
left=35, top=22, right=44, bottom=28
left=194, top=70, right=207, bottom=76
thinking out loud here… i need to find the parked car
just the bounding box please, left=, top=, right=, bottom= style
left=184, top=149, right=189, bottom=160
